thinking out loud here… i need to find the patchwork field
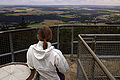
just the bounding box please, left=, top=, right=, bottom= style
left=0, top=5, right=120, bottom=30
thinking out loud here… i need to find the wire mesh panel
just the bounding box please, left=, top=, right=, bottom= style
left=96, top=35, right=120, bottom=55
left=12, top=29, right=38, bottom=52
left=77, top=35, right=116, bottom=80
left=0, top=32, right=10, bottom=54
left=0, top=55, right=12, bottom=65
left=0, top=29, right=39, bottom=65
left=0, top=32, right=11, bottom=65
left=100, top=58, right=120, bottom=80
left=60, top=28, right=72, bottom=54
left=78, top=34, right=120, bottom=80
left=50, top=27, right=57, bottom=43
left=96, top=43, right=120, bottom=55
left=80, top=34, right=120, bottom=55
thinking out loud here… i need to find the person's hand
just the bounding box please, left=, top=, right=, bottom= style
left=26, top=77, right=32, bottom=80
left=26, top=69, right=36, bottom=80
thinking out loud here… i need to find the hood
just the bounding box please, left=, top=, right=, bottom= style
left=33, top=41, right=54, bottom=60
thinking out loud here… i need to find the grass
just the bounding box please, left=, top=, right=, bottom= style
left=82, top=8, right=96, bottom=11
left=64, top=54, right=77, bottom=80
left=27, top=20, right=65, bottom=28
left=60, top=15, right=75, bottom=18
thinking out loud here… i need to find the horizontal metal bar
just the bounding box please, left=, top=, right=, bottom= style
left=81, top=34, right=120, bottom=36
left=14, top=49, right=28, bottom=54
left=0, top=52, right=11, bottom=57
left=84, top=75, right=120, bottom=79
left=73, top=41, right=78, bottom=43
left=78, top=34, right=116, bottom=80
left=86, top=41, right=120, bottom=43
left=0, top=49, right=28, bottom=57
left=0, top=42, right=58, bottom=57
left=60, top=27, right=72, bottom=29
left=73, top=40, right=118, bottom=44
left=98, top=55, right=120, bottom=59
left=0, top=41, right=62, bottom=57
left=83, top=38, right=94, bottom=40
left=94, top=76, right=120, bottom=78
left=0, top=28, right=38, bottom=34
left=52, top=42, right=58, bottom=45
left=51, top=24, right=120, bottom=27
left=0, top=41, right=61, bottom=57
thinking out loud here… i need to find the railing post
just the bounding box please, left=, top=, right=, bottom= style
left=77, top=60, right=79, bottom=80
left=9, top=32, right=14, bottom=62
left=90, top=36, right=96, bottom=80
left=91, top=36, right=96, bottom=53
left=91, top=59, right=95, bottom=80
left=57, top=26, right=60, bottom=49
left=71, top=26, right=74, bottom=60
left=93, top=36, right=96, bottom=53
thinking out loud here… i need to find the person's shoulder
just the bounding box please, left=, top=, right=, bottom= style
left=52, top=49, right=62, bottom=54
left=27, top=44, right=37, bottom=55
left=28, top=44, right=37, bottom=50
left=29, top=44, right=37, bottom=48
left=52, top=49, right=63, bottom=57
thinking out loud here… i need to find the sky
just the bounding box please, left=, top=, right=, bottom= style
left=0, top=0, right=120, bottom=5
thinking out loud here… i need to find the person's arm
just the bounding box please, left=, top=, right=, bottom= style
left=26, top=46, right=36, bottom=80
left=27, top=46, right=34, bottom=69
left=26, top=69, right=36, bottom=80
left=55, top=50, right=69, bottom=74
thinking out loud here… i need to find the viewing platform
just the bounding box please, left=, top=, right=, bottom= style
left=0, top=24, right=120, bottom=80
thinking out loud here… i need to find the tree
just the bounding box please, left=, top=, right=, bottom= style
left=0, top=25, right=9, bottom=31
left=17, top=16, right=28, bottom=29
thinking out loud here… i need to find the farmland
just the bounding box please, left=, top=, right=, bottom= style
left=0, top=5, right=120, bottom=29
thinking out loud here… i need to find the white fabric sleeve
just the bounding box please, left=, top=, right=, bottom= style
left=54, top=50, right=69, bottom=74
left=27, top=46, right=34, bottom=69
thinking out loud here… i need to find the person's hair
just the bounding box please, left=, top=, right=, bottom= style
left=37, top=27, right=52, bottom=50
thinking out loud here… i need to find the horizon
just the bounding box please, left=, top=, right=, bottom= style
left=0, top=0, right=120, bottom=6
left=0, top=4, right=120, bottom=6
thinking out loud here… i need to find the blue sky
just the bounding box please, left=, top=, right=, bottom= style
left=0, top=0, right=120, bottom=5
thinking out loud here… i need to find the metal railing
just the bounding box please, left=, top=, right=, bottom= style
left=77, top=34, right=120, bottom=80
left=0, top=27, right=59, bottom=65
left=0, top=24, right=120, bottom=80
left=0, top=28, right=37, bottom=64
left=79, top=34, right=120, bottom=80
left=0, top=25, right=75, bottom=65
left=80, top=34, right=120, bottom=55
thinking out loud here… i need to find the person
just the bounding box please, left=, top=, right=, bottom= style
left=26, top=27, right=69, bottom=80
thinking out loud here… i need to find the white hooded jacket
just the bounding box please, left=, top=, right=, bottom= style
left=27, top=41, right=69, bottom=80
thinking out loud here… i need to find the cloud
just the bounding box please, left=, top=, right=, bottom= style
left=0, top=0, right=31, bottom=5
left=54, top=0, right=120, bottom=5
left=0, top=0, right=120, bottom=5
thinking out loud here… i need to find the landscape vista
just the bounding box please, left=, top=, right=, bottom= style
left=0, top=0, right=120, bottom=30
